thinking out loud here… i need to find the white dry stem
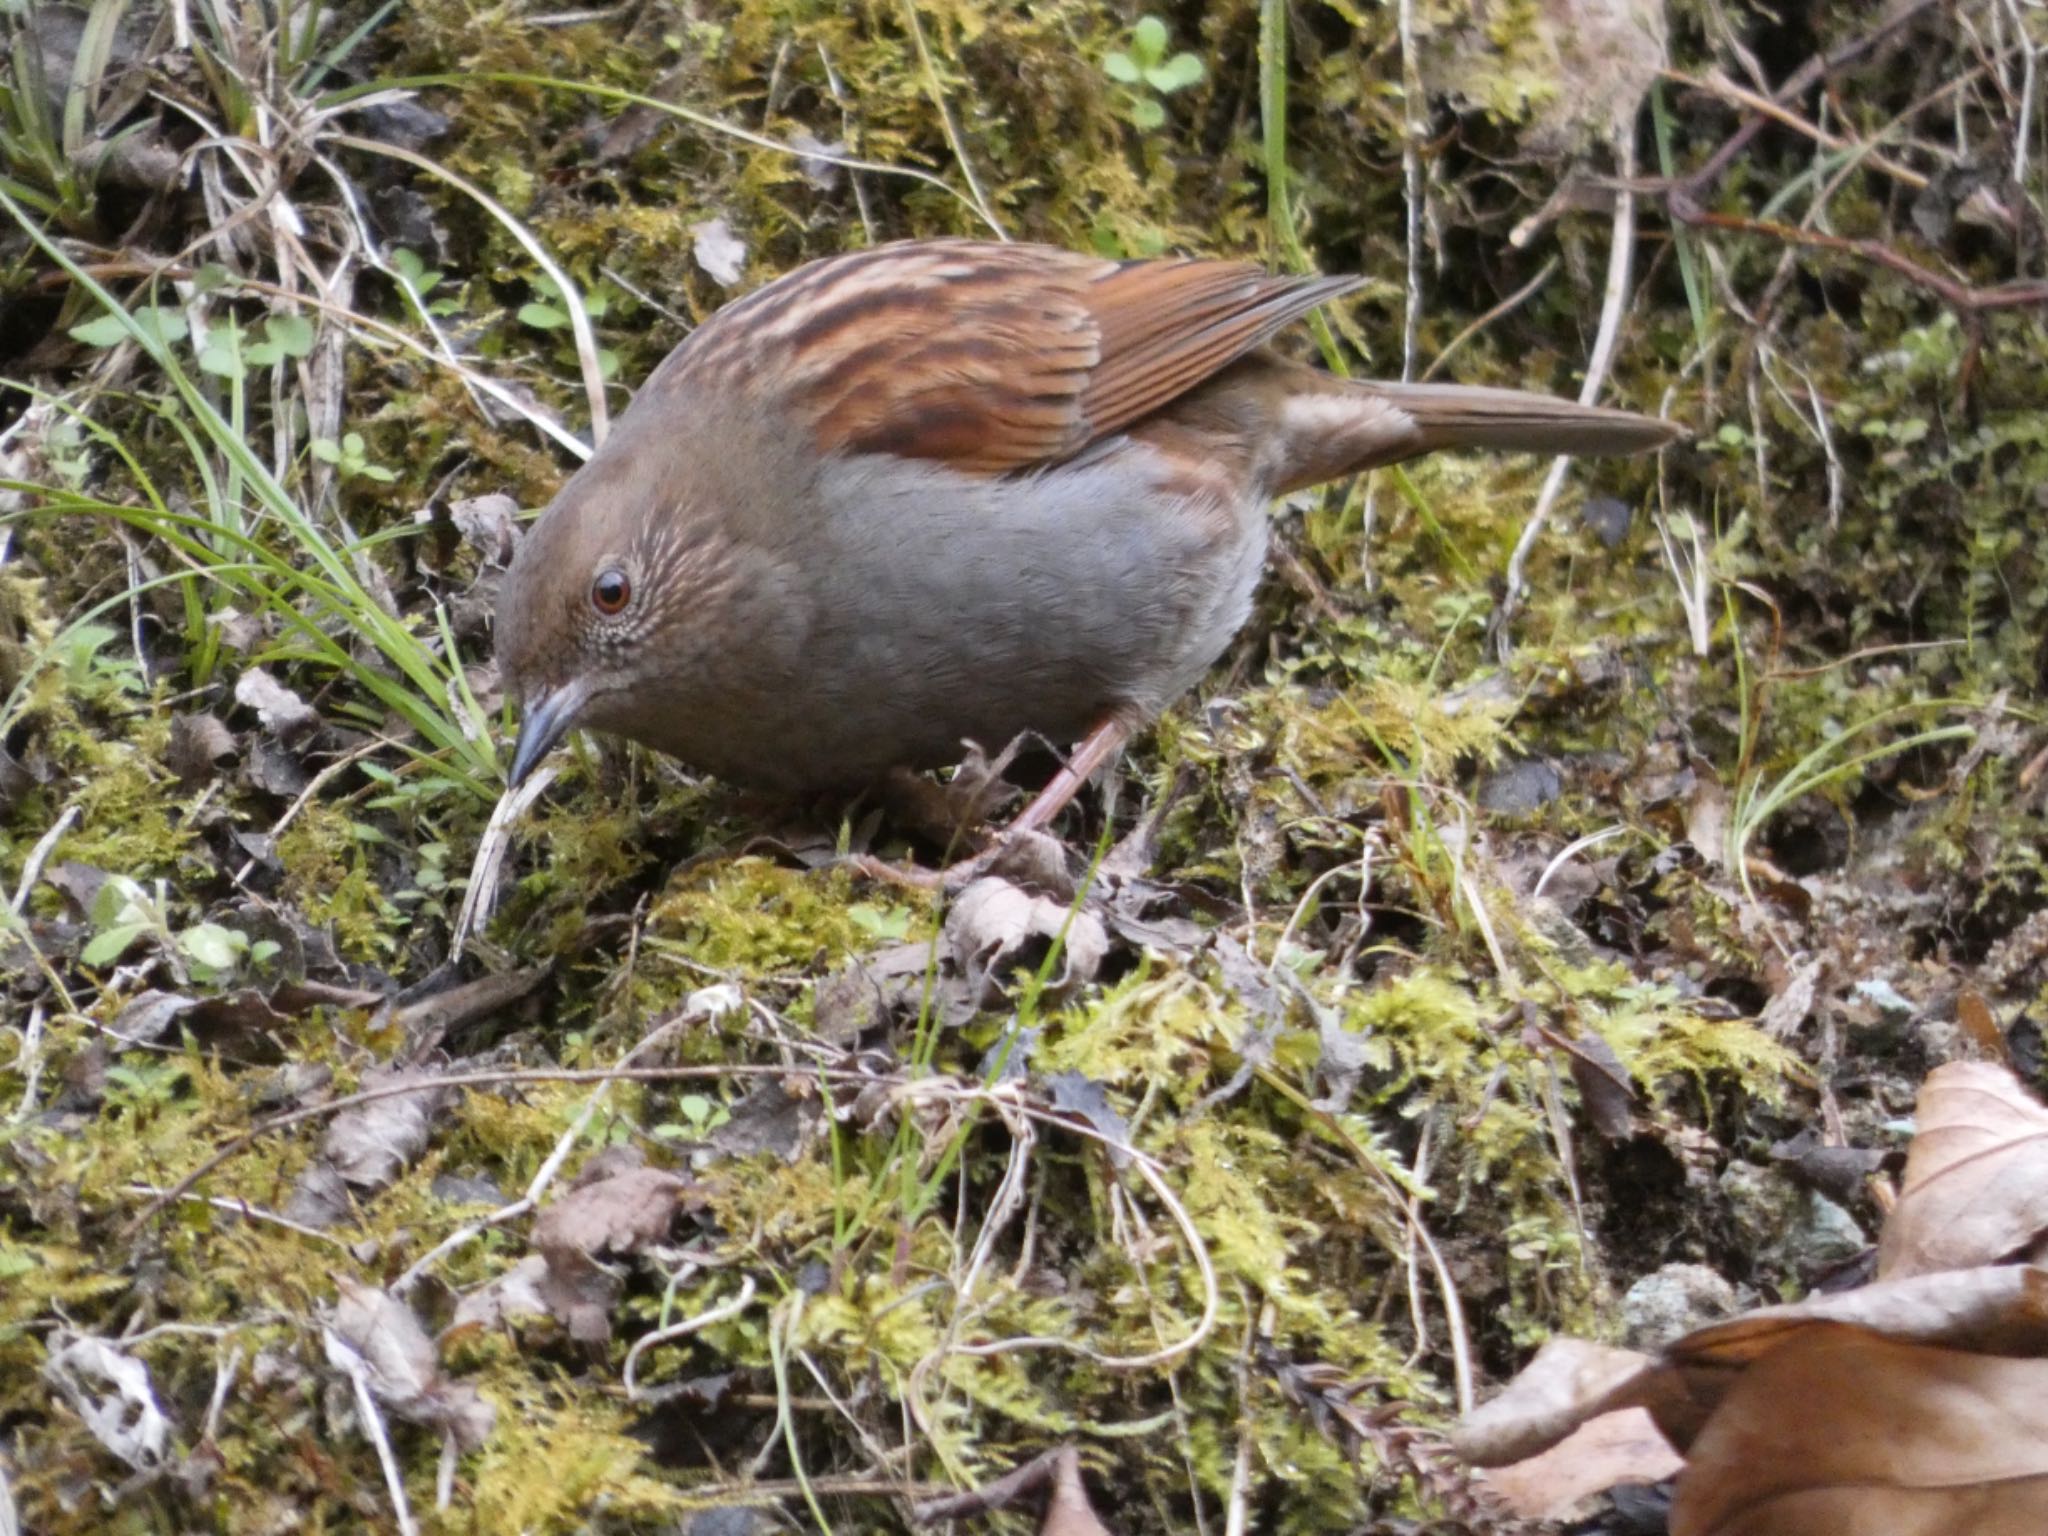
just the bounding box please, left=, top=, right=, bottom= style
left=1499, top=133, right=1642, bottom=648
left=623, top=1275, right=759, bottom=1400
left=1653, top=509, right=1713, bottom=657
left=324, top=1328, right=419, bottom=1536
left=328, top=133, right=614, bottom=447
left=451, top=762, right=561, bottom=958
left=1534, top=824, right=1630, bottom=899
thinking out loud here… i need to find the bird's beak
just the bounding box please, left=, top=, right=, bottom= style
left=507, top=678, right=589, bottom=789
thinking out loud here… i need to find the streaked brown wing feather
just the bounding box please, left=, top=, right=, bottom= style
left=670, top=239, right=1359, bottom=475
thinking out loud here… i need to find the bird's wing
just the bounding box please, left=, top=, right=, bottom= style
left=667, top=239, right=1360, bottom=476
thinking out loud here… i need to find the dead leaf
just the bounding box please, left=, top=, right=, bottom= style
left=448, top=492, right=521, bottom=565
left=451, top=1251, right=619, bottom=1344
left=1454, top=1337, right=1657, bottom=1467
left=1671, top=1325, right=2048, bottom=1536
left=42, top=1332, right=171, bottom=1471
left=1461, top=1265, right=2048, bottom=1475
left=945, top=876, right=1108, bottom=1009
left=166, top=712, right=237, bottom=784
left=1481, top=1407, right=1683, bottom=1521
left=691, top=217, right=747, bottom=286
left=1041, top=1447, right=1114, bottom=1536
left=1757, top=956, right=1821, bottom=1039
left=1878, top=1061, right=2048, bottom=1278
left=1958, top=987, right=2009, bottom=1061
left=233, top=666, right=316, bottom=741
left=531, top=1163, right=694, bottom=1258
left=1683, top=767, right=1729, bottom=870
left=390, top=962, right=551, bottom=1056
left=318, top=1067, right=456, bottom=1191
left=326, top=1279, right=494, bottom=1450
left=1769, top=1127, right=1895, bottom=1206
left=1562, top=1031, right=1636, bottom=1138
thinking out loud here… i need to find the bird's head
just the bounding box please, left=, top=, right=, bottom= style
left=494, top=436, right=742, bottom=788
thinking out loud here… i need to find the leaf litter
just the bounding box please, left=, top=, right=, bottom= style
left=4, top=0, right=2048, bottom=1530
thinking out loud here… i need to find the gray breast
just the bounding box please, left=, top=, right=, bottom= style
left=743, top=442, right=1266, bottom=782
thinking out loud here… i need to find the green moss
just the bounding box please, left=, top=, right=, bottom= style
left=646, top=856, right=880, bottom=976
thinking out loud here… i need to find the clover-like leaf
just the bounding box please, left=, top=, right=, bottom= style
left=1103, top=50, right=1140, bottom=83
left=68, top=314, right=129, bottom=348
left=264, top=314, right=315, bottom=358
left=83, top=923, right=154, bottom=968
left=1132, top=15, right=1168, bottom=63
left=178, top=922, right=247, bottom=974
left=1147, top=53, right=1205, bottom=93
left=197, top=329, right=246, bottom=381
left=518, top=301, right=568, bottom=330
left=1129, top=95, right=1166, bottom=131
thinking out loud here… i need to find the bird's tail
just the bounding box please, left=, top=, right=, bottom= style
left=1263, top=369, right=1683, bottom=495
left=1372, top=380, right=1684, bottom=458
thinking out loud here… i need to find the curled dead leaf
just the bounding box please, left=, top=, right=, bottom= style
left=1878, top=1060, right=2048, bottom=1279
left=327, top=1279, right=495, bottom=1450
left=1672, top=1325, right=2048, bottom=1536
left=945, top=876, right=1108, bottom=1009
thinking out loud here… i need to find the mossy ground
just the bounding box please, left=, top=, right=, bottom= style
left=4, top=0, right=2047, bottom=1530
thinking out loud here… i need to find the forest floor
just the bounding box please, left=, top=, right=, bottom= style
left=5, top=0, right=2048, bottom=1531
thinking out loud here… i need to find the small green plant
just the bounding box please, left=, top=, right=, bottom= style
left=83, top=874, right=278, bottom=981
left=518, top=272, right=621, bottom=379
left=389, top=247, right=461, bottom=317
left=310, top=430, right=397, bottom=483
left=1102, top=16, right=1205, bottom=131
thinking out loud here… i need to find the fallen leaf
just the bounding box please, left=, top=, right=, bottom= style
left=945, top=876, right=1109, bottom=1009
left=1672, top=1325, right=2048, bottom=1536
left=326, top=1279, right=494, bottom=1449
left=1454, top=1337, right=1657, bottom=1467
left=166, top=712, right=237, bottom=784
left=42, top=1332, right=170, bottom=1471
left=1041, top=1446, right=1114, bottom=1536
left=1878, top=1060, right=2048, bottom=1279
left=1481, top=1407, right=1683, bottom=1521
left=233, top=666, right=316, bottom=741
left=318, top=1067, right=457, bottom=1192
left=531, top=1163, right=694, bottom=1258
left=1757, top=956, right=1821, bottom=1039
left=691, top=217, right=747, bottom=286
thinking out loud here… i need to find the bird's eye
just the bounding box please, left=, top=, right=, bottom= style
left=591, top=568, right=632, bottom=616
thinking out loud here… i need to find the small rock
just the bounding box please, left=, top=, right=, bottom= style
left=1478, top=758, right=1563, bottom=815
left=1620, top=1262, right=1738, bottom=1350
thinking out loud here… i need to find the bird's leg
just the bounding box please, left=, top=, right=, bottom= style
left=845, top=718, right=1134, bottom=894
left=1005, top=715, right=1133, bottom=838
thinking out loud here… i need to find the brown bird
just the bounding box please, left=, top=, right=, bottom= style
left=497, top=239, right=1679, bottom=833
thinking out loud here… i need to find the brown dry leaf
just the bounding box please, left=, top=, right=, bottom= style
left=1460, top=1266, right=2048, bottom=1491
left=945, top=876, right=1108, bottom=1009
left=451, top=1251, right=621, bottom=1345
left=166, top=712, right=237, bottom=784
left=318, top=1067, right=456, bottom=1191
left=1453, top=1337, right=1657, bottom=1466
left=1481, top=1407, right=1683, bottom=1521
left=1957, top=987, right=2009, bottom=1060
left=1041, top=1446, right=1114, bottom=1536
left=1670, top=1325, right=2048, bottom=1536
left=1756, top=956, right=1821, bottom=1039
left=531, top=1163, right=694, bottom=1258
left=1562, top=1031, right=1636, bottom=1139
left=1878, top=1060, right=2048, bottom=1279
left=326, top=1278, right=495, bottom=1450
